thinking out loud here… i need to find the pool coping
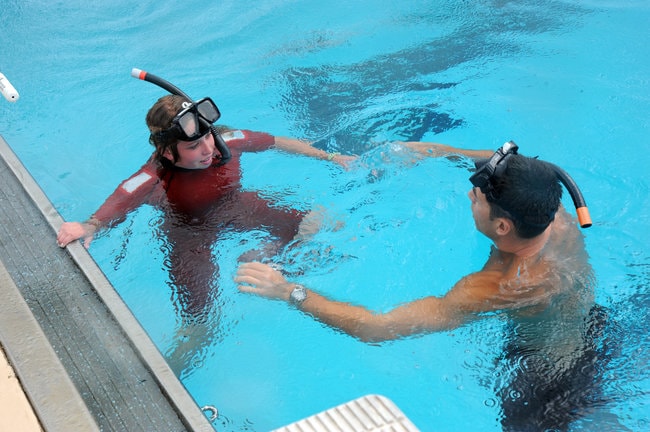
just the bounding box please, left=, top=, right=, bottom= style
left=0, top=135, right=214, bottom=431
left=0, top=258, right=98, bottom=431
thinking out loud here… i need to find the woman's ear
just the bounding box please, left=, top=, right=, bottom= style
left=162, top=148, right=175, bottom=163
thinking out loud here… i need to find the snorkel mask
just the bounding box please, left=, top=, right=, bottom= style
left=469, top=141, right=519, bottom=202
left=155, top=97, right=220, bottom=142
left=131, top=68, right=232, bottom=162
left=470, top=141, right=592, bottom=228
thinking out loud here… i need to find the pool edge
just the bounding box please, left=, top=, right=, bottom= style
left=0, top=134, right=214, bottom=432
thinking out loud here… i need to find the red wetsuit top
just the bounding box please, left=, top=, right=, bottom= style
left=92, top=129, right=305, bottom=242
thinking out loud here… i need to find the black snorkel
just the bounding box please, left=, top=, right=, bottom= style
left=131, top=68, right=232, bottom=162
left=547, top=162, right=592, bottom=228
left=470, top=141, right=592, bottom=229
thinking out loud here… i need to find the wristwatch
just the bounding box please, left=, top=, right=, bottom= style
left=289, top=284, right=307, bottom=306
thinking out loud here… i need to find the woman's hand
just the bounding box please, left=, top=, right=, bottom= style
left=57, top=221, right=97, bottom=249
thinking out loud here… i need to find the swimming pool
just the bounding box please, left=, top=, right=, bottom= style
left=1, top=0, right=649, bottom=430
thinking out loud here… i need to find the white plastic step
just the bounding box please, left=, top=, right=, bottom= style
left=273, top=394, right=420, bottom=432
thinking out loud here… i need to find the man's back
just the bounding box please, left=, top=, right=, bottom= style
left=490, top=209, right=603, bottom=431
left=481, top=206, right=594, bottom=356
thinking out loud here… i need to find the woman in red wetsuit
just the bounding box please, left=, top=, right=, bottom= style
left=57, top=95, right=354, bottom=320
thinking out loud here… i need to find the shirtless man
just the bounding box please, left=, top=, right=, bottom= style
left=235, top=141, right=605, bottom=430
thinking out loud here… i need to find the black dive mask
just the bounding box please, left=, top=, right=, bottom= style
left=153, top=97, right=220, bottom=142
left=469, top=141, right=518, bottom=201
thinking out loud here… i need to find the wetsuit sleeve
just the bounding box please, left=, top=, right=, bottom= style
left=91, top=162, right=161, bottom=228
left=221, top=129, right=275, bottom=152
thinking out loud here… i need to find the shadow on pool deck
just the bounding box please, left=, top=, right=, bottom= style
left=0, top=135, right=214, bottom=432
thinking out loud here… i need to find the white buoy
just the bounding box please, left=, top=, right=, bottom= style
left=0, top=73, right=20, bottom=102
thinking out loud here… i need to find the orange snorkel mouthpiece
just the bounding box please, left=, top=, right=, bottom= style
left=576, top=206, right=592, bottom=228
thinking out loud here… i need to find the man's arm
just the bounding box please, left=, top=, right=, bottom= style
left=273, top=136, right=357, bottom=169
left=235, top=262, right=502, bottom=342
left=401, top=141, right=494, bottom=160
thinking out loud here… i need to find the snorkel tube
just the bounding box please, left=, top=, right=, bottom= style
left=131, top=68, right=231, bottom=162
left=471, top=142, right=592, bottom=229
left=547, top=162, right=592, bottom=228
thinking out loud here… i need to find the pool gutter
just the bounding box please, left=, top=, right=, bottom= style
left=0, top=135, right=214, bottom=431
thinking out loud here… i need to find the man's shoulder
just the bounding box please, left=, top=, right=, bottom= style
left=451, top=265, right=558, bottom=313
left=445, top=270, right=505, bottom=307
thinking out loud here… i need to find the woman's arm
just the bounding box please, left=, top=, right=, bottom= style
left=273, top=136, right=357, bottom=169
left=57, top=162, right=161, bottom=248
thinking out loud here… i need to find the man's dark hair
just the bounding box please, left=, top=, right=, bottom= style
left=487, top=155, right=562, bottom=238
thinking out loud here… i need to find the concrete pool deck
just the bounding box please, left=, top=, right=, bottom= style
left=0, top=343, right=43, bottom=431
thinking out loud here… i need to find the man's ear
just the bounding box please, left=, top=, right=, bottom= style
left=495, top=217, right=514, bottom=236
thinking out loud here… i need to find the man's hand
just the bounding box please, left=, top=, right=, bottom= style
left=235, top=262, right=294, bottom=302
left=330, top=153, right=358, bottom=170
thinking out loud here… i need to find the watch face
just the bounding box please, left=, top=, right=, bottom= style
left=291, top=285, right=307, bottom=304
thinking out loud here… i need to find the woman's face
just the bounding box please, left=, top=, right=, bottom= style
left=165, top=132, right=216, bottom=169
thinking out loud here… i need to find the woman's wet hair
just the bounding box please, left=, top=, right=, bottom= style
left=146, top=95, right=190, bottom=162
left=488, top=155, right=562, bottom=238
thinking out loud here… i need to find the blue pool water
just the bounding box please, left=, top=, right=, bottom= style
left=1, top=1, right=649, bottom=430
